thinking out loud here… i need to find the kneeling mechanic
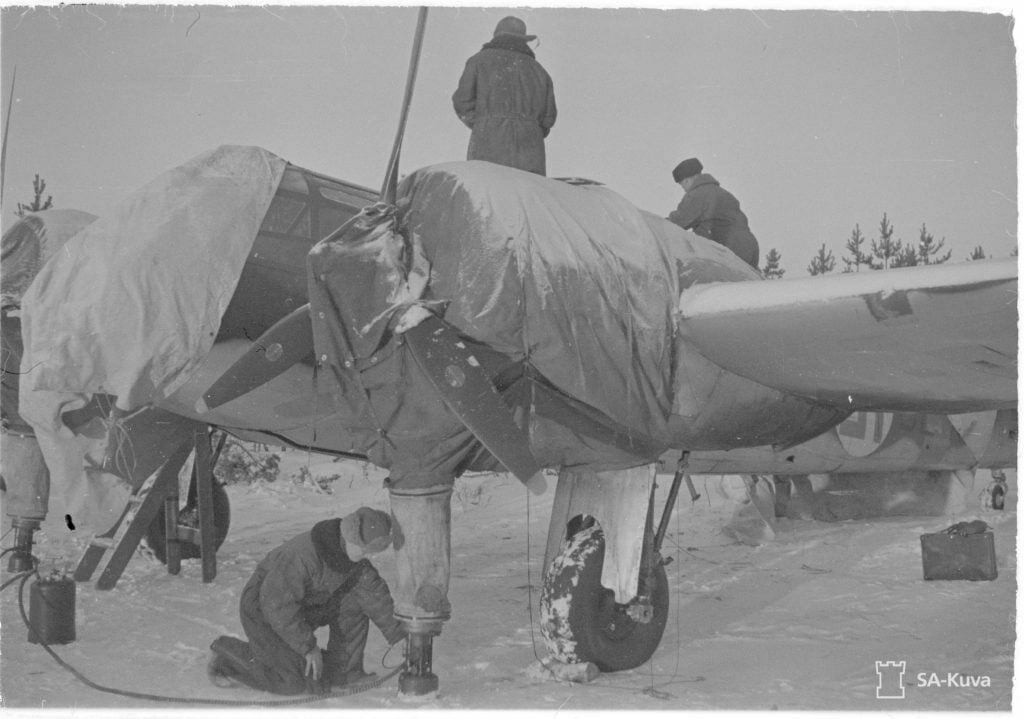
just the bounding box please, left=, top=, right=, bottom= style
left=208, top=507, right=405, bottom=694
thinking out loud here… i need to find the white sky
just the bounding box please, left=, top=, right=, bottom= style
left=0, top=3, right=1018, bottom=274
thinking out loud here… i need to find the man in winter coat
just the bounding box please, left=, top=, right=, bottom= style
left=1, top=303, right=50, bottom=573
left=668, top=157, right=760, bottom=268
left=452, top=16, right=557, bottom=175
left=207, top=507, right=406, bottom=695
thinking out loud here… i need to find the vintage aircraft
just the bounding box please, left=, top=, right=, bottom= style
left=11, top=142, right=1017, bottom=695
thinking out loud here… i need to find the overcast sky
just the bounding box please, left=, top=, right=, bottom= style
left=0, top=4, right=1017, bottom=274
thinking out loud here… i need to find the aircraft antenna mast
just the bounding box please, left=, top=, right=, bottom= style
left=1, top=65, right=16, bottom=206
left=380, top=7, right=428, bottom=205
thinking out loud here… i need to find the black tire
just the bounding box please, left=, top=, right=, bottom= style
left=144, top=481, right=231, bottom=564
left=539, top=524, right=669, bottom=672
left=992, top=484, right=1006, bottom=510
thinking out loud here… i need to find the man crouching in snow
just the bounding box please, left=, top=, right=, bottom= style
left=207, top=507, right=406, bottom=694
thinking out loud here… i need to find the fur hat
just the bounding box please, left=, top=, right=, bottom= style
left=493, top=16, right=536, bottom=41
left=340, top=507, right=393, bottom=553
left=672, top=158, right=703, bottom=183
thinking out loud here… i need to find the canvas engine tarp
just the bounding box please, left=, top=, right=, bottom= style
left=2, top=209, right=98, bottom=307
left=307, top=161, right=750, bottom=483
left=402, top=161, right=687, bottom=441
left=19, top=145, right=286, bottom=430
left=18, top=149, right=766, bottom=493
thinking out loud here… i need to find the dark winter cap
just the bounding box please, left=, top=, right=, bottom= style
left=493, top=16, right=536, bottom=41
left=340, top=507, right=393, bottom=553
left=672, top=158, right=703, bottom=183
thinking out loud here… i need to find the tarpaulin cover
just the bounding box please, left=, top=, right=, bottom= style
left=305, top=161, right=740, bottom=482
left=306, top=200, right=494, bottom=482
left=397, top=161, right=717, bottom=447
left=19, top=145, right=286, bottom=430
left=3, top=210, right=97, bottom=433
left=1, top=209, right=97, bottom=307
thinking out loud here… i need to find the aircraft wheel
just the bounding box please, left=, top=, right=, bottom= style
left=991, top=482, right=1006, bottom=510
left=540, top=524, right=669, bottom=672
left=144, top=481, right=231, bottom=563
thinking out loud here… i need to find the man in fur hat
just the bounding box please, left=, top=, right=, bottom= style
left=452, top=15, right=557, bottom=175
left=668, top=157, right=760, bottom=268
left=208, top=507, right=405, bottom=695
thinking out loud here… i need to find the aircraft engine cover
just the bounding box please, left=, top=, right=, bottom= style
left=393, top=162, right=839, bottom=457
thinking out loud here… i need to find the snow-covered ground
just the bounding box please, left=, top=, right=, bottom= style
left=0, top=451, right=1015, bottom=713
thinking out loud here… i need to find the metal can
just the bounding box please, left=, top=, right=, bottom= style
left=28, top=575, right=76, bottom=645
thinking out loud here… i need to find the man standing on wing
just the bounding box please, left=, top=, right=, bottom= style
left=668, top=157, right=760, bottom=268
left=452, top=16, right=557, bottom=175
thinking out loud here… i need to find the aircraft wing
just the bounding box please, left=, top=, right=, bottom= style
left=678, top=258, right=1017, bottom=414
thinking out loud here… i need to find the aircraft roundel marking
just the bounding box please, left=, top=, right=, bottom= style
left=836, top=411, right=895, bottom=457
left=444, top=364, right=466, bottom=388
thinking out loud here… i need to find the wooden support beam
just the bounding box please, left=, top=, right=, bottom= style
left=164, top=490, right=182, bottom=575
left=73, top=503, right=131, bottom=583
left=95, top=441, right=192, bottom=591
left=194, top=428, right=217, bottom=583
left=75, top=426, right=223, bottom=589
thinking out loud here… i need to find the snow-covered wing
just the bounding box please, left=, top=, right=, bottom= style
left=678, top=259, right=1017, bottom=413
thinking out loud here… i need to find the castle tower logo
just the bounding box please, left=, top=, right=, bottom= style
left=875, top=660, right=907, bottom=699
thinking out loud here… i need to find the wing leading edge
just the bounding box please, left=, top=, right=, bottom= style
left=678, top=258, right=1017, bottom=414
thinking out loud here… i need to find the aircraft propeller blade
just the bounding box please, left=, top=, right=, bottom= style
left=380, top=6, right=428, bottom=204
left=404, top=315, right=547, bottom=494
left=196, top=303, right=313, bottom=413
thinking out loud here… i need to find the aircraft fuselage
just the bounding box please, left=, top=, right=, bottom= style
left=160, top=162, right=848, bottom=468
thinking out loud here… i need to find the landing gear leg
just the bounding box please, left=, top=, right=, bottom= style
left=400, top=625, right=441, bottom=695
left=541, top=462, right=675, bottom=672
left=7, top=517, right=40, bottom=572
left=389, top=483, right=453, bottom=697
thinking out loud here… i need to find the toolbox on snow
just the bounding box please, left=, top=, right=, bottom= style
left=920, top=520, right=997, bottom=581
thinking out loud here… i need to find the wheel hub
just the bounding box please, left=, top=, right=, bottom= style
left=597, top=591, right=644, bottom=640
left=626, top=599, right=654, bottom=624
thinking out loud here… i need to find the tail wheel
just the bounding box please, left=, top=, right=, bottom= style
left=144, top=481, right=231, bottom=564
left=991, top=483, right=1006, bottom=510
left=540, top=524, right=669, bottom=672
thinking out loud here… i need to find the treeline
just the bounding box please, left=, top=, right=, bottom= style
left=761, top=212, right=1013, bottom=279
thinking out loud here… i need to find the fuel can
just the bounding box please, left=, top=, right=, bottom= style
left=28, top=575, right=76, bottom=644
left=920, top=528, right=997, bottom=581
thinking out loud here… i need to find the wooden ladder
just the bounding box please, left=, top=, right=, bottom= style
left=74, top=427, right=221, bottom=590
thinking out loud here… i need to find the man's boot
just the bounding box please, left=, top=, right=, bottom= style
left=321, top=648, right=377, bottom=688
left=208, top=636, right=257, bottom=688
left=341, top=668, right=378, bottom=686
left=7, top=517, right=40, bottom=573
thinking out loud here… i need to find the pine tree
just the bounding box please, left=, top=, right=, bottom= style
left=891, top=244, right=919, bottom=268
left=762, top=248, right=785, bottom=279
left=806, top=243, right=836, bottom=276
left=841, top=224, right=872, bottom=272
left=916, top=223, right=951, bottom=265
left=869, top=212, right=902, bottom=270
left=968, top=245, right=986, bottom=261
left=15, top=174, right=53, bottom=218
